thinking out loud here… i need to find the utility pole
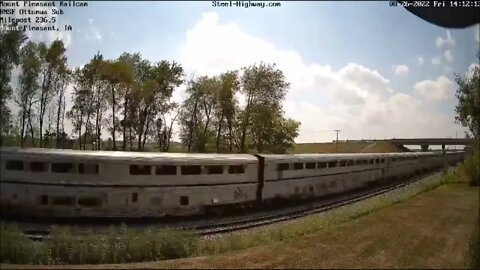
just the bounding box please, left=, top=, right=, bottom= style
left=334, top=129, right=341, bottom=153
left=455, top=130, right=457, bottom=150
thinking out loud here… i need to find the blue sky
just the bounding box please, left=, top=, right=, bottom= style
left=12, top=1, right=480, bottom=143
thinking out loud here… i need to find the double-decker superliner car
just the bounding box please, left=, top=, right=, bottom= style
left=258, top=151, right=465, bottom=202
left=0, top=147, right=466, bottom=219
left=258, top=153, right=386, bottom=201
left=0, top=147, right=258, bottom=218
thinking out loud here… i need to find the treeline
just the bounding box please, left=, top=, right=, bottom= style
left=0, top=29, right=300, bottom=154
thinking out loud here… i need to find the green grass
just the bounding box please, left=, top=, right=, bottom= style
left=0, top=225, right=198, bottom=265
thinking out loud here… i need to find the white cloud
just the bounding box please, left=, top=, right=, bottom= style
left=431, top=56, right=442, bottom=65
left=435, top=30, right=456, bottom=49
left=86, top=18, right=102, bottom=41
left=394, top=65, right=409, bottom=76
left=414, top=76, right=454, bottom=100
left=444, top=49, right=454, bottom=62
left=417, top=57, right=424, bottom=65
left=177, top=12, right=463, bottom=142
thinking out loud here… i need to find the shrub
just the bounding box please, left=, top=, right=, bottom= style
left=463, top=153, right=479, bottom=186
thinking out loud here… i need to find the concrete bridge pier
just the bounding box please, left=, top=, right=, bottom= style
left=421, top=144, right=429, bottom=152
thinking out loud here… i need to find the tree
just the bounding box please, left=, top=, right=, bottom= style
left=117, top=52, right=148, bottom=151
left=130, top=60, right=183, bottom=151
left=214, top=71, right=240, bottom=152
left=0, top=28, right=27, bottom=144
left=37, top=39, right=68, bottom=148
left=67, top=67, right=91, bottom=149
left=454, top=51, right=480, bottom=139
left=15, top=41, right=41, bottom=147
left=100, top=60, right=133, bottom=151
left=53, top=58, right=70, bottom=149
left=239, top=63, right=290, bottom=153
left=90, top=53, right=107, bottom=150
left=179, top=76, right=215, bottom=152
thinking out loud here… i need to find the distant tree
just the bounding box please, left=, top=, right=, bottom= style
left=454, top=51, right=480, bottom=139
left=0, top=28, right=27, bottom=144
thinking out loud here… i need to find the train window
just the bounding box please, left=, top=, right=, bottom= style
left=381, top=159, right=386, bottom=163
left=52, top=197, right=75, bottom=206
left=40, top=195, right=48, bottom=205
left=362, top=160, right=369, bottom=165
left=206, top=165, right=224, bottom=174
left=278, top=163, right=289, bottom=171
left=181, top=165, right=202, bottom=175
left=51, top=162, right=74, bottom=173
left=130, top=165, right=151, bottom=175
left=6, top=160, right=23, bottom=171
left=318, top=162, right=328, bottom=169
left=293, top=163, right=304, bottom=170
left=338, top=161, right=346, bottom=167
left=78, top=197, right=101, bottom=207
left=132, top=193, right=138, bottom=203
left=30, top=162, right=47, bottom=172
left=355, top=160, right=362, bottom=166
left=305, top=162, right=316, bottom=169
left=327, top=161, right=337, bottom=168
left=78, top=163, right=99, bottom=174
left=375, top=159, right=380, bottom=164
left=156, top=165, right=177, bottom=175
left=369, top=159, right=374, bottom=164
left=180, top=196, right=189, bottom=206
left=228, top=165, right=245, bottom=174
left=347, top=160, right=355, bottom=166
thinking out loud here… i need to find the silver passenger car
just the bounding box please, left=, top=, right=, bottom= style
left=0, top=147, right=258, bottom=218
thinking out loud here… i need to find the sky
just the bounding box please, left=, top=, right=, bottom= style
left=6, top=0, right=480, bottom=143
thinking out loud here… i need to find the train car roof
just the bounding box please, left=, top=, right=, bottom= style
left=257, top=151, right=456, bottom=162
left=0, top=147, right=257, bottom=163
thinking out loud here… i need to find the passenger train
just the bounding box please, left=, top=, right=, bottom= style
left=0, top=147, right=465, bottom=219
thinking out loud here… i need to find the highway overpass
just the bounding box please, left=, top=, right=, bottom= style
left=390, top=138, right=477, bottom=152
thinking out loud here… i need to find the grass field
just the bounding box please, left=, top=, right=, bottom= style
left=116, top=184, right=480, bottom=269
left=292, top=141, right=407, bottom=154
left=2, top=170, right=478, bottom=269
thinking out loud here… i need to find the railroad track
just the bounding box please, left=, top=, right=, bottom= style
left=18, top=169, right=445, bottom=241
left=192, top=170, right=444, bottom=236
